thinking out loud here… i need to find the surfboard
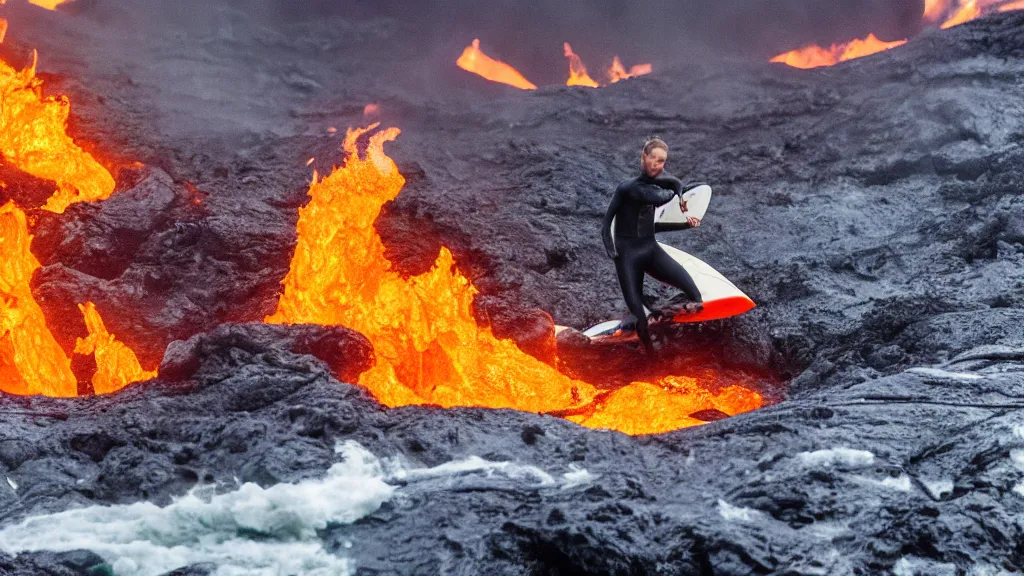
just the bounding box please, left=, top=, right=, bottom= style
left=559, top=183, right=754, bottom=341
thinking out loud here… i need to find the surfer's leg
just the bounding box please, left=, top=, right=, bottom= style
left=614, top=244, right=654, bottom=353
left=648, top=244, right=703, bottom=303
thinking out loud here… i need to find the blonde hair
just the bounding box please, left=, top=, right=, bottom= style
left=642, top=136, right=668, bottom=156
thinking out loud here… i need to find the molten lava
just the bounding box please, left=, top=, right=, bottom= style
left=770, top=34, right=907, bottom=69
left=563, top=42, right=599, bottom=88
left=0, top=201, right=76, bottom=397
left=74, top=302, right=157, bottom=395
left=0, top=18, right=7, bottom=44
left=942, top=0, right=983, bottom=27
left=267, top=124, right=763, bottom=434
left=456, top=39, right=537, bottom=91
left=0, top=204, right=153, bottom=397
left=607, top=56, right=652, bottom=84
left=568, top=377, right=762, bottom=435
left=0, top=50, right=116, bottom=213
left=26, top=0, right=72, bottom=8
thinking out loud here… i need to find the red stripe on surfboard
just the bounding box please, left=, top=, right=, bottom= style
left=671, top=296, right=755, bottom=323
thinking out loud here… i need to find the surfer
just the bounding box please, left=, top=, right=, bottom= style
left=600, top=137, right=703, bottom=353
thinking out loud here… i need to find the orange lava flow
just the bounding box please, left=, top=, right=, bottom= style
left=563, top=42, right=599, bottom=88
left=74, top=302, right=157, bottom=395
left=607, top=56, right=652, bottom=84
left=942, top=0, right=982, bottom=27
left=0, top=18, right=7, bottom=44
left=568, top=377, right=763, bottom=435
left=456, top=39, right=537, bottom=90
left=266, top=124, right=763, bottom=434
left=0, top=50, right=116, bottom=213
left=0, top=201, right=77, bottom=396
left=0, top=204, right=152, bottom=396
left=770, top=33, right=907, bottom=69
left=999, top=0, right=1024, bottom=9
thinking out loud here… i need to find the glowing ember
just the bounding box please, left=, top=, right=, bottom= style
left=456, top=39, right=537, bottom=91
left=0, top=201, right=77, bottom=397
left=0, top=50, right=116, bottom=213
left=74, top=302, right=157, bottom=395
left=267, top=124, right=763, bottom=434
left=568, top=378, right=762, bottom=435
left=363, top=103, right=380, bottom=118
left=607, top=56, right=652, bottom=84
left=771, top=34, right=907, bottom=69
left=563, top=42, right=599, bottom=88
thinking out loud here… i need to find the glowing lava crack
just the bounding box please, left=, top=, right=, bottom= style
left=266, top=124, right=762, bottom=435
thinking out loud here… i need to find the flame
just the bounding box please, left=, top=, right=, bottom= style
left=74, top=302, right=157, bottom=395
left=563, top=42, right=599, bottom=88
left=0, top=18, right=7, bottom=44
left=267, top=124, right=763, bottom=434
left=770, top=34, right=907, bottom=69
left=607, top=56, right=652, bottom=84
left=0, top=50, right=116, bottom=213
left=456, top=39, right=537, bottom=91
left=0, top=201, right=77, bottom=396
left=999, top=0, right=1024, bottom=8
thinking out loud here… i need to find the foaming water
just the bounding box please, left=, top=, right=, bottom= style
left=0, top=442, right=594, bottom=574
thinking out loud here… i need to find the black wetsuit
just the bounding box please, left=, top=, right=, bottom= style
left=600, top=172, right=702, bottom=352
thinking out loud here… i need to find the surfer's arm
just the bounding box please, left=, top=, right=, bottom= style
left=627, top=182, right=678, bottom=205
left=601, top=185, right=624, bottom=259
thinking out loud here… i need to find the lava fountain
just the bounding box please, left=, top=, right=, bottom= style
left=456, top=39, right=537, bottom=90
left=0, top=49, right=116, bottom=213
left=266, top=124, right=762, bottom=435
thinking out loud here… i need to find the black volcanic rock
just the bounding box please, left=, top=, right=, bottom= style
left=0, top=323, right=1020, bottom=574
left=0, top=0, right=1023, bottom=574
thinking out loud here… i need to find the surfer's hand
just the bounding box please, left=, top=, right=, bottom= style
left=687, top=216, right=701, bottom=228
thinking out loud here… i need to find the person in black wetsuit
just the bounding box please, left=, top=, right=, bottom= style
left=600, top=137, right=703, bottom=353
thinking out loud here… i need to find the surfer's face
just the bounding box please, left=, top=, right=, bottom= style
left=641, top=148, right=667, bottom=178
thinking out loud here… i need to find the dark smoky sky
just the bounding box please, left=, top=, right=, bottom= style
left=273, top=0, right=925, bottom=83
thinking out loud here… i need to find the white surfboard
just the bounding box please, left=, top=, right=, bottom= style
left=655, top=183, right=712, bottom=224
left=560, top=183, right=754, bottom=340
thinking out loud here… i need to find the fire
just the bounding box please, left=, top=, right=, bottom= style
left=74, top=302, right=157, bottom=395
left=0, top=203, right=154, bottom=396
left=267, top=124, right=763, bottom=434
left=0, top=18, right=7, bottom=44
left=770, top=34, right=907, bottom=69
left=0, top=50, right=116, bottom=213
left=924, top=0, right=954, bottom=21
left=456, top=39, right=537, bottom=91
left=999, top=0, right=1024, bottom=9
left=562, top=42, right=599, bottom=88
left=607, top=56, right=652, bottom=84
